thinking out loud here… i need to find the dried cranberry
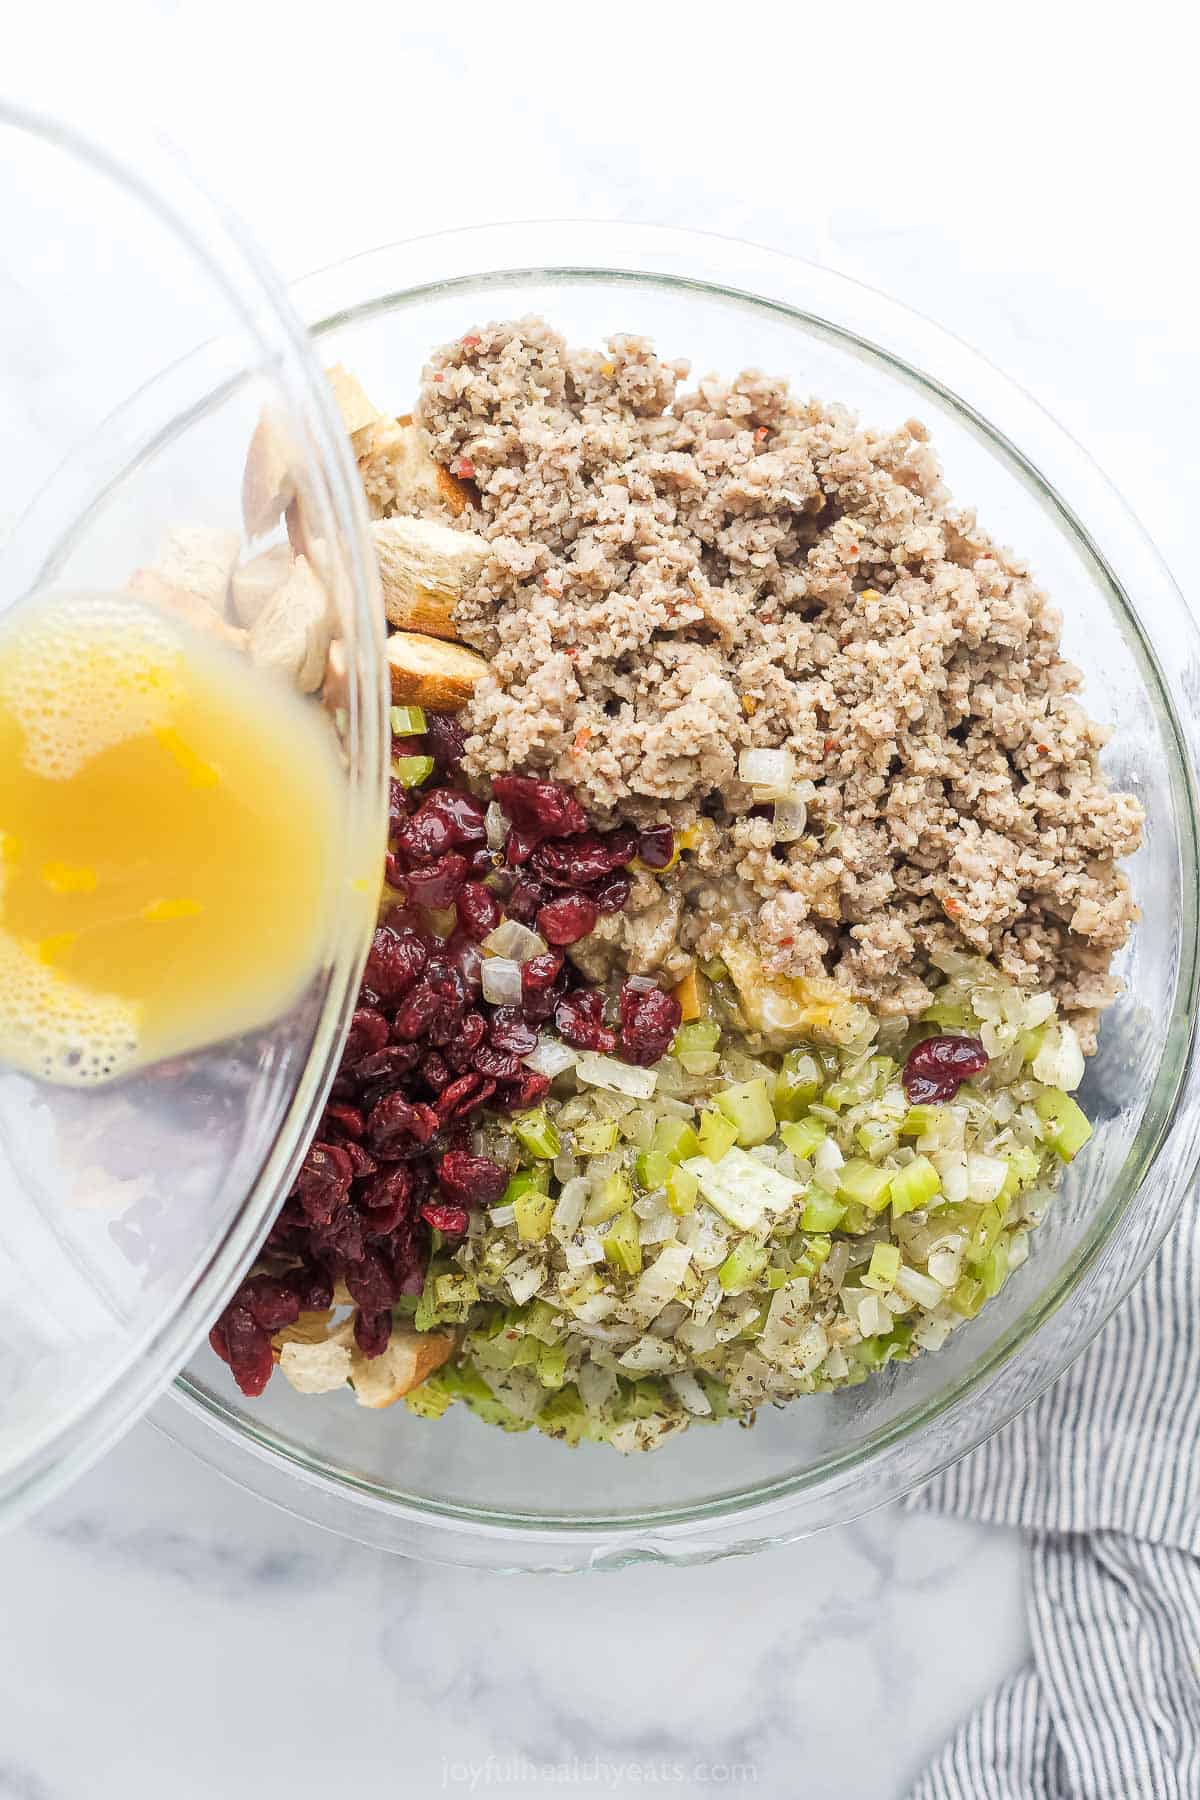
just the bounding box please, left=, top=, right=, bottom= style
left=387, top=777, right=409, bottom=838
left=637, top=825, right=675, bottom=868
left=472, top=1043, right=524, bottom=1081
left=555, top=989, right=617, bottom=1053
left=294, top=1265, right=334, bottom=1312
left=344, top=1249, right=395, bottom=1313
left=425, top=711, right=467, bottom=775
left=618, top=982, right=682, bottom=1067
left=420, top=787, right=488, bottom=846
left=593, top=873, right=631, bottom=914
left=222, top=1303, right=274, bottom=1397
left=434, top=1071, right=486, bottom=1119
left=457, top=880, right=502, bottom=940
left=354, top=1308, right=392, bottom=1358
left=343, top=1142, right=377, bottom=1180
left=902, top=1034, right=989, bottom=1104
left=532, top=829, right=637, bottom=888
left=505, top=824, right=541, bottom=867
left=437, top=1151, right=509, bottom=1208
left=420, top=1051, right=452, bottom=1093
left=366, top=1091, right=440, bottom=1154
left=293, top=1142, right=354, bottom=1224
left=421, top=1199, right=471, bottom=1238
left=392, top=980, right=443, bottom=1041
left=468, top=845, right=497, bottom=878
left=522, top=949, right=564, bottom=992
left=404, top=852, right=468, bottom=909
left=485, top=1008, right=537, bottom=1055
left=492, top=773, right=588, bottom=840
left=352, top=1044, right=423, bottom=1086
left=442, top=929, right=485, bottom=994
left=243, top=1274, right=301, bottom=1332
left=384, top=850, right=407, bottom=890
left=312, top=1204, right=365, bottom=1265
left=358, top=1165, right=415, bottom=1235
left=507, top=876, right=549, bottom=923
left=495, top=1070, right=551, bottom=1111
left=322, top=1102, right=364, bottom=1140
left=397, top=804, right=457, bottom=865
left=341, top=1006, right=389, bottom=1068
left=537, top=893, right=598, bottom=946
left=364, top=924, right=429, bottom=1003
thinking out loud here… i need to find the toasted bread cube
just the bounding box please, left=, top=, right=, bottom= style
left=248, top=554, right=332, bottom=693
left=326, top=363, right=382, bottom=439
left=357, top=417, right=469, bottom=520
left=349, top=1328, right=456, bottom=1409
left=278, top=1334, right=354, bottom=1395
left=373, top=516, right=488, bottom=637
left=231, top=543, right=293, bottom=628
left=386, top=631, right=488, bottom=711
left=126, top=570, right=248, bottom=653
left=242, top=408, right=299, bottom=539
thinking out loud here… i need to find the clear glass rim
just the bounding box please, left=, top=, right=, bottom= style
left=0, top=103, right=386, bottom=1529
left=160, top=221, right=1200, bottom=1567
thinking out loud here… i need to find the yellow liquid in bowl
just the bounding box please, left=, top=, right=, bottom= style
left=0, top=593, right=347, bottom=1085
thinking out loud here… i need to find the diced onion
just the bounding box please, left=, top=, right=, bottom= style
left=485, top=802, right=509, bottom=850
left=772, top=794, right=808, bottom=842
left=625, top=974, right=659, bottom=993
left=482, top=919, right=547, bottom=962
left=481, top=956, right=523, bottom=1005
left=668, top=1371, right=712, bottom=1416
left=523, top=1037, right=578, bottom=1078
left=894, top=1265, right=945, bottom=1309
left=738, top=747, right=795, bottom=796
left=551, top=1177, right=588, bottom=1238
left=575, top=1052, right=658, bottom=1099
left=967, top=1153, right=1008, bottom=1204
left=1032, top=1022, right=1085, bottom=1093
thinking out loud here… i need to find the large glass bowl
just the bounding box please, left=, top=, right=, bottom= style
left=156, top=224, right=1200, bottom=1571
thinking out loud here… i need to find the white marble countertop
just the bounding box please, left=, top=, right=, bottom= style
left=2, top=6, right=1194, bottom=1795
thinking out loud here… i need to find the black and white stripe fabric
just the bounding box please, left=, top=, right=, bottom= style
left=908, top=1199, right=1200, bottom=1798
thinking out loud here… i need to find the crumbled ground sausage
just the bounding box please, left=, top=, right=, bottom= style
left=418, top=319, right=1142, bottom=1046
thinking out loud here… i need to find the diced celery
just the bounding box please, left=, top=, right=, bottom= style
left=950, top=1274, right=986, bottom=1318
left=636, top=1149, right=672, bottom=1191
left=514, top=1184, right=555, bottom=1243
left=583, top=1169, right=633, bottom=1226
left=651, top=1116, right=701, bottom=1162
left=391, top=753, right=436, bottom=788
left=964, top=1202, right=1004, bottom=1272
left=921, top=999, right=971, bottom=1030
left=765, top=1265, right=791, bottom=1290
left=791, top=1234, right=832, bottom=1279
left=672, top=1020, right=720, bottom=1056
left=981, top=1237, right=1010, bottom=1298
left=836, top=1157, right=893, bottom=1213
left=780, top=1117, right=827, bottom=1160
left=523, top=1299, right=561, bottom=1345
left=1035, top=1088, right=1093, bottom=1161
left=862, top=1241, right=901, bottom=1292
left=713, top=1078, right=776, bottom=1147
left=601, top=1208, right=642, bottom=1276
left=889, top=1154, right=941, bottom=1218
left=434, top=1272, right=479, bottom=1313
left=502, top=1168, right=550, bottom=1207
left=774, top=1050, right=823, bottom=1121
left=679, top=1051, right=721, bottom=1076
left=698, top=1109, right=739, bottom=1163
left=513, top=1108, right=561, bottom=1160
left=1020, top=1025, right=1046, bottom=1064
left=664, top=1163, right=699, bottom=1216
left=899, top=1104, right=941, bottom=1138
left=699, top=956, right=728, bottom=981
left=574, top=1117, right=619, bottom=1156
left=856, top=1117, right=899, bottom=1160
left=404, top=1378, right=455, bottom=1419
left=800, top=1188, right=847, bottom=1232
left=717, top=1239, right=771, bottom=1294
left=536, top=1342, right=568, bottom=1389
left=838, top=1201, right=875, bottom=1236
left=512, top=1336, right=540, bottom=1367
left=390, top=704, right=428, bottom=735
left=682, top=1148, right=804, bottom=1229
left=536, top=1383, right=590, bottom=1444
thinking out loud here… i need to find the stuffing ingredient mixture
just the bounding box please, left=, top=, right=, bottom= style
left=204, top=322, right=1141, bottom=1449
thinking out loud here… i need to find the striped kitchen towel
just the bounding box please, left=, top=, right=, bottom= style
left=907, top=1195, right=1200, bottom=1799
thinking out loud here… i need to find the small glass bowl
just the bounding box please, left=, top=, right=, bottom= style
left=157, top=224, right=1200, bottom=1571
